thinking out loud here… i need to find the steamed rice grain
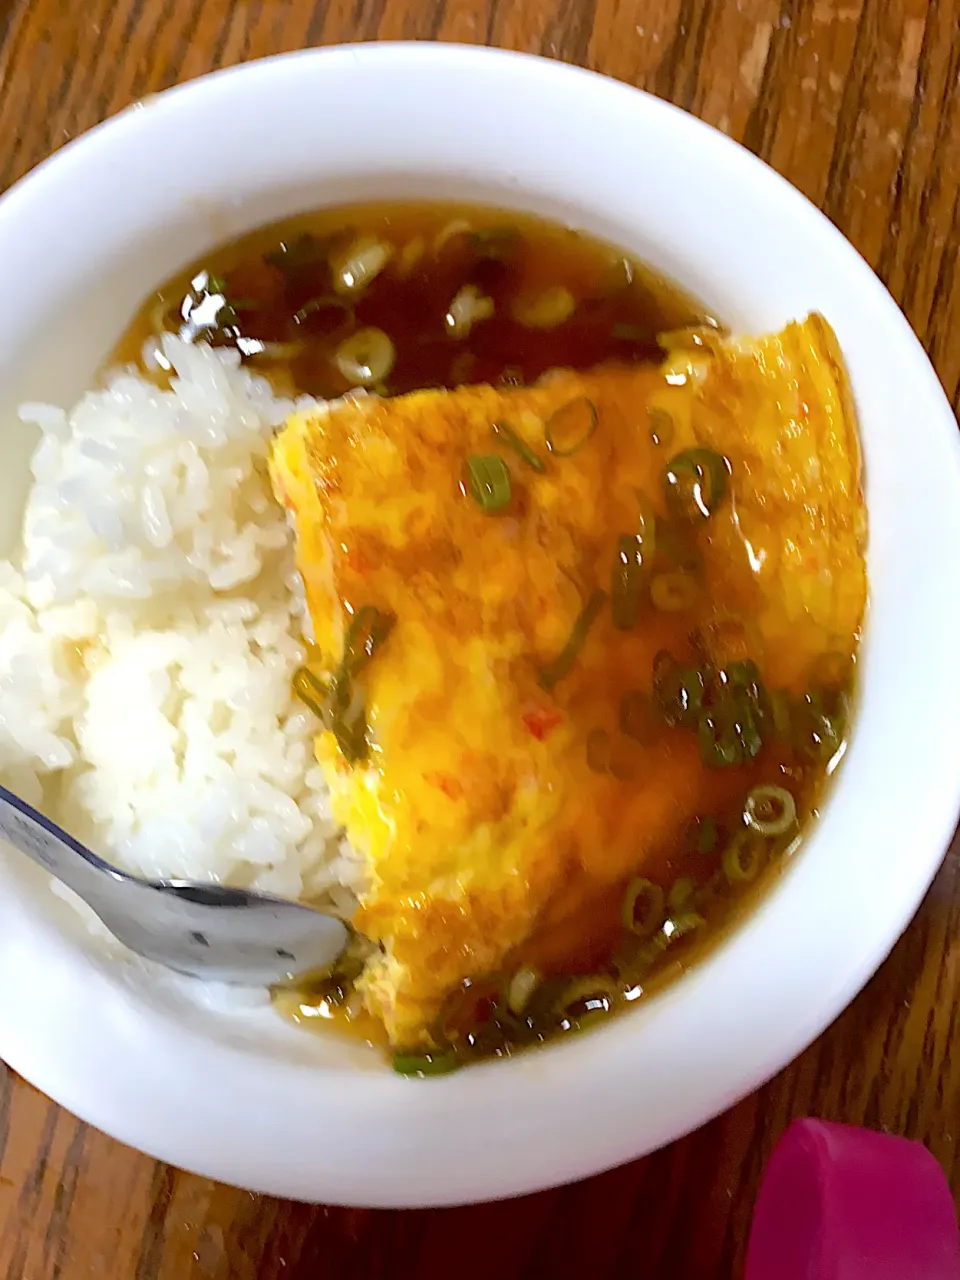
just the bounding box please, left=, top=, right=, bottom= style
left=0, top=336, right=363, bottom=910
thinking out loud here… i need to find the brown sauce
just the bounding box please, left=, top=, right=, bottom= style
left=121, top=202, right=857, bottom=1073
left=116, top=201, right=709, bottom=397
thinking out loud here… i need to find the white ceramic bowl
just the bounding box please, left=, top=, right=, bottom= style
left=1, top=43, right=959, bottom=1208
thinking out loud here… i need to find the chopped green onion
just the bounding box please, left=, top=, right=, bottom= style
left=611, top=498, right=656, bottom=630
left=650, top=570, right=700, bottom=612
left=330, top=697, right=370, bottom=764
left=293, top=296, right=355, bottom=335
left=663, top=448, right=729, bottom=521
left=647, top=405, right=675, bottom=448
left=722, top=829, right=767, bottom=883
left=693, top=815, right=719, bottom=854
left=545, top=397, right=599, bottom=456
left=636, top=911, right=706, bottom=973
left=795, top=690, right=847, bottom=762
left=623, top=877, right=665, bottom=937
left=465, top=454, right=512, bottom=513
left=721, top=658, right=763, bottom=692
left=467, top=226, right=522, bottom=262
left=506, top=967, right=541, bottom=1015
left=492, top=421, right=546, bottom=472
left=667, top=877, right=696, bottom=911
left=334, top=326, right=396, bottom=386
left=392, top=1048, right=461, bottom=1077
left=292, top=667, right=328, bottom=719
left=662, top=911, right=705, bottom=943
left=653, top=652, right=707, bottom=728
left=586, top=727, right=612, bottom=774
left=612, top=322, right=653, bottom=343
left=611, top=534, right=647, bottom=629
left=264, top=232, right=332, bottom=275
left=698, top=700, right=764, bottom=767
left=698, top=710, right=744, bottom=767
left=744, top=784, right=797, bottom=836
left=513, top=285, right=576, bottom=329
left=691, top=870, right=723, bottom=911
left=242, top=339, right=305, bottom=361
left=555, top=976, right=618, bottom=1027
left=619, top=689, right=658, bottom=744
left=738, top=704, right=764, bottom=758
left=322, top=606, right=396, bottom=764
left=343, top=605, right=396, bottom=676
left=331, top=235, right=393, bottom=297
left=446, top=285, right=495, bottom=338
left=538, top=588, right=607, bottom=691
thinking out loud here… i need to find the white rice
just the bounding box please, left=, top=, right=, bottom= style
left=0, top=336, right=363, bottom=911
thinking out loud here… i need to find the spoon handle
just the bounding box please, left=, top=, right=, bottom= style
left=0, top=783, right=120, bottom=902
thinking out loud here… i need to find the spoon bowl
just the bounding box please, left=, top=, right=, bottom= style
left=0, top=783, right=349, bottom=985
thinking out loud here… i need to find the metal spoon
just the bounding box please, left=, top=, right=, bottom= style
left=0, top=783, right=349, bottom=985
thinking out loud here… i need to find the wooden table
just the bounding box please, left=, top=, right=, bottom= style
left=1, top=1, right=959, bottom=1276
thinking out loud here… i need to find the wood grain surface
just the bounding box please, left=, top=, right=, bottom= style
left=1, top=1, right=959, bottom=1276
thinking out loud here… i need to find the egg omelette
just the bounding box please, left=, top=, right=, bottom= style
left=269, top=313, right=866, bottom=1048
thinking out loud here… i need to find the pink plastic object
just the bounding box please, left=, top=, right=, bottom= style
left=746, top=1119, right=960, bottom=1279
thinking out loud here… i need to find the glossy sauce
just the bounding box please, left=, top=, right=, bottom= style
left=117, top=202, right=707, bottom=397
left=124, top=203, right=858, bottom=1068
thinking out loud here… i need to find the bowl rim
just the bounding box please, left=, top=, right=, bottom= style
left=1, top=41, right=959, bottom=1207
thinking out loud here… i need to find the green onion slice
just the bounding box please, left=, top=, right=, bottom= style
left=662, top=911, right=705, bottom=943
left=795, top=690, right=847, bottom=762
left=538, top=588, right=607, bottom=691
left=555, top=977, right=618, bottom=1028
left=292, top=667, right=328, bottom=719
left=612, top=322, right=653, bottom=343
left=544, top=397, right=599, bottom=456
left=334, top=326, right=395, bottom=386
left=619, top=689, right=658, bottom=744
left=722, top=829, right=767, bottom=883
left=293, top=295, right=355, bottom=335
left=392, top=1048, right=461, bottom=1077
left=743, top=784, right=797, bottom=836
left=467, top=226, right=522, bottom=262
left=586, top=728, right=612, bottom=774
left=611, top=534, right=647, bottom=630
left=693, top=814, right=719, bottom=855
left=492, top=422, right=546, bottom=472
left=647, top=405, right=676, bottom=448
left=465, top=454, right=512, bottom=513
left=650, top=571, right=700, bottom=612
left=344, top=606, right=396, bottom=675
left=698, top=704, right=763, bottom=767
left=506, top=967, right=541, bottom=1015
left=663, top=448, right=729, bottom=521
left=264, top=232, right=332, bottom=276
left=653, top=652, right=707, bottom=728
left=623, top=877, right=665, bottom=937
left=303, top=605, right=396, bottom=765
left=667, top=877, right=697, bottom=912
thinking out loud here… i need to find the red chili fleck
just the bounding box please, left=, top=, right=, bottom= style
left=346, top=548, right=370, bottom=575
left=424, top=772, right=465, bottom=800
left=523, top=707, right=562, bottom=740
